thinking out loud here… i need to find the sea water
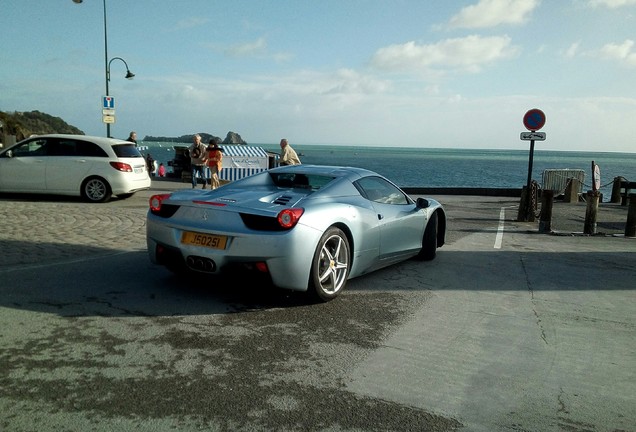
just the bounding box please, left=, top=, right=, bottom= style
left=140, top=142, right=636, bottom=196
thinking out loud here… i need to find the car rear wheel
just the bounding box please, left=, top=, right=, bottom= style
left=81, top=177, right=112, bottom=203
left=417, top=211, right=438, bottom=260
left=308, top=227, right=350, bottom=302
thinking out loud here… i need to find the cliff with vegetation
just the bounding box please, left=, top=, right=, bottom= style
left=0, top=110, right=247, bottom=145
left=0, top=110, right=84, bottom=141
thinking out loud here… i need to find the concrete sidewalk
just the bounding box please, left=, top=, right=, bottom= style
left=424, top=192, right=634, bottom=238
left=544, top=199, right=633, bottom=236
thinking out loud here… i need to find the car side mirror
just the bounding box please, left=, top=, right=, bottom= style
left=5, top=150, right=13, bottom=158
left=416, top=197, right=430, bottom=209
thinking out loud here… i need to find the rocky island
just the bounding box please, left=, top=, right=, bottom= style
left=143, top=131, right=247, bottom=145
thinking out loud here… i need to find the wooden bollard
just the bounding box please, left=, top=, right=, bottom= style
left=584, top=190, right=600, bottom=235
left=517, top=186, right=537, bottom=222
left=539, top=190, right=554, bottom=233
left=611, top=176, right=625, bottom=204
left=517, top=186, right=528, bottom=222
left=625, top=193, right=636, bottom=238
left=563, top=178, right=580, bottom=203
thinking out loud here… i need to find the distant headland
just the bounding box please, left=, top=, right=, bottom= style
left=0, top=110, right=247, bottom=145
left=143, top=131, right=247, bottom=145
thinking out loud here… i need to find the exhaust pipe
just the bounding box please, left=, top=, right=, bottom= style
left=186, top=256, right=216, bottom=273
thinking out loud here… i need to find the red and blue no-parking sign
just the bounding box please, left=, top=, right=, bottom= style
left=523, top=108, right=546, bottom=131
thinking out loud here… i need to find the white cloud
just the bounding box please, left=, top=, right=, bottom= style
left=449, top=0, right=540, bottom=29
left=598, top=39, right=636, bottom=66
left=224, top=37, right=268, bottom=57
left=321, top=69, right=391, bottom=95
left=587, top=0, right=636, bottom=8
left=172, top=17, right=209, bottom=31
left=565, top=42, right=581, bottom=58
left=211, top=37, right=292, bottom=62
left=370, top=35, right=519, bottom=74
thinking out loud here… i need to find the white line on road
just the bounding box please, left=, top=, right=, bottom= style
left=494, top=207, right=505, bottom=249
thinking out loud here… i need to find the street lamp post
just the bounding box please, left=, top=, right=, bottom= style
left=106, top=57, right=135, bottom=137
left=73, top=0, right=135, bottom=138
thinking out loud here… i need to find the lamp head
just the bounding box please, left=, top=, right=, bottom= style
left=72, top=0, right=83, bottom=3
left=125, top=70, right=135, bottom=79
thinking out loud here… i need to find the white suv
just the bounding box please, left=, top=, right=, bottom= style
left=0, top=134, right=151, bottom=202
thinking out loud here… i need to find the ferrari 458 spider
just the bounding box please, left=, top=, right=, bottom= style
left=146, top=165, right=445, bottom=301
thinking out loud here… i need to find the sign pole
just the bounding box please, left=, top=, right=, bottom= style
left=518, top=108, right=546, bottom=222
left=524, top=139, right=535, bottom=221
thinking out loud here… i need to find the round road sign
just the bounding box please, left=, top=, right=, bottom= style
left=523, top=108, right=546, bottom=131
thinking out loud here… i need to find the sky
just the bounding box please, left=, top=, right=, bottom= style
left=1, top=0, right=636, bottom=152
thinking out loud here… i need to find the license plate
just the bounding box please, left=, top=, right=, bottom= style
left=134, top=167, right=143, bottom=173
left=181, top=231, right=228, bottom=249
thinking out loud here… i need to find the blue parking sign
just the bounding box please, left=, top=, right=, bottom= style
left=103, top=96, right=115, bottom=109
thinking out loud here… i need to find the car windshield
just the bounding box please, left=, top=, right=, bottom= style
left=355, top=176, right=410, bottom=205
left=270, top=172, right=335, bottom=190
left=112, top=143, right=144, bottom=158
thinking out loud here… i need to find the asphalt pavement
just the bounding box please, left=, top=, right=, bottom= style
left=0, top=179, right=635, bottom=431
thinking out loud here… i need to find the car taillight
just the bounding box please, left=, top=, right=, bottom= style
left=277, top=208, right=304, bottom=229
left=149, top=194, right=172, bottom=212
left=110, top=161, right=133, bottom=172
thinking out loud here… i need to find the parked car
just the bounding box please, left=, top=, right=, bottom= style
left=146, top=164, right=446, bottom=301
left=0, top=134, right=151, bottom=202
left=167, top=145, right=190, bottom=179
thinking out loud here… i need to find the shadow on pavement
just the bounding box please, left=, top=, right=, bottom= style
left=1, top=241, right=634, bottom=318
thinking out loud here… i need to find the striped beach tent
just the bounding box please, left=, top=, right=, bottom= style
left=219, top=146, right=271, bottom=182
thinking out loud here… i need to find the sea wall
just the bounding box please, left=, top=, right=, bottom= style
left=402, top=187, right=521, bottom=197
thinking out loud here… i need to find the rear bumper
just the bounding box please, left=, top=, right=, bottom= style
left=146, top=217, right=321, bottom=291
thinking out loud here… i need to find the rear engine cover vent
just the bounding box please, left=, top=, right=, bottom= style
left=273, top=195, right=294, bottom=205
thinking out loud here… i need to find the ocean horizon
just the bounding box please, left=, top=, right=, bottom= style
left=140, top=142, right=636, bottom=197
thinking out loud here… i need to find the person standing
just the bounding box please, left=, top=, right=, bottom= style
left=127, top=131, right=137, bottom=145
left=146, top=153, right=156, bottom=177
left=189, top=134, right=208, bottom=188
left=158, top=163, right=166, bottom=177
left=206, top=139, right=224, bottom=189
left=279, top=138, right=301, bottom=166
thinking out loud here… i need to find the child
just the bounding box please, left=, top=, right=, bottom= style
left=206, top=141, right=223, bottom=189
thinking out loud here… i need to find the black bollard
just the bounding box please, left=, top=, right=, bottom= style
left=626, top=193, right=636, bottom=238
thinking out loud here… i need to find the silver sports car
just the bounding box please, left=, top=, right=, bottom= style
left=146, top=165, right=446, bottom=301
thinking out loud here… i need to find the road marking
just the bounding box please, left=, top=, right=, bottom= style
left=494, top=207, right=505, bottom=249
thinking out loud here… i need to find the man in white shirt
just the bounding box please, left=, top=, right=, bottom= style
left=189, top=134, right=208, bottom=188
left=279, top=138, right=301, bottom=166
